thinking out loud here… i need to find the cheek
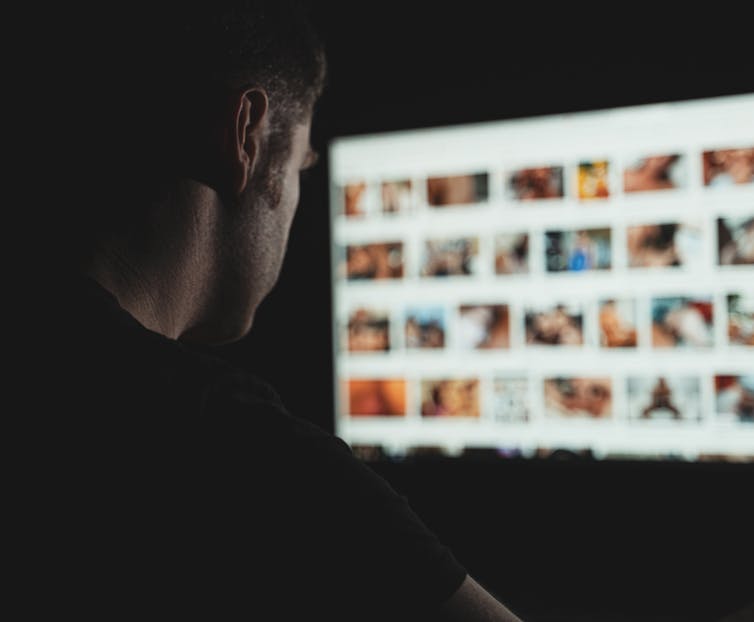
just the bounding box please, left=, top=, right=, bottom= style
left=281, top=172, right=301, bottom=226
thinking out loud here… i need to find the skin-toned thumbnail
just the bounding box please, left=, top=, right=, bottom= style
left=381, top=179, right=414, bottom=213
left=342, top=181, right=369, bottom=217
left=623, top=153, right=685, bottom=193
left=347, top=379, right=407, bottom=417
left=420, top=379, right=480, bottom=417
left=703, top=147, right=754, bottom=186
left=525, top=304, right=583, bottom=346
left=346, top=308, right=390, bottom=352
left=343, top=242, right=404, bottom=280
left=627, top=222, right=702, bottom=268
left=494, top=232, right=529, bottom=275
left=426, top=173, right=488, bottom=206
left=718, top=215, right=754, bottom=265
left=421, top=237, right=479, bottom=277
left=506, top=166, right=564, bottom=200
left=599, top=299, right=637, bottom=348
left=544, top=377, right=612, bottom=418
left=405, top=306, right=446, bottom=349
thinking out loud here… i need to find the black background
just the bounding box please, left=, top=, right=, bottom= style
left=213, top=6, right=753, bottom=620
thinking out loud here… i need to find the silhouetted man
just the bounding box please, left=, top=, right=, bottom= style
left=26, top=2, right=522, bottom=620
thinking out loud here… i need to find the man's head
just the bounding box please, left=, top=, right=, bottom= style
left=58, top=1, right=326, bottom=344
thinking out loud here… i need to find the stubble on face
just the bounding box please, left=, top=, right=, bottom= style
left=200, top=117, right=316, bottom=345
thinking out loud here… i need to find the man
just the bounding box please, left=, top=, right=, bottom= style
left=29, top=2, right=523, bottom=620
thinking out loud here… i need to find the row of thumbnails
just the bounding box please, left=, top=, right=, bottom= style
left=349, top=446, right=754, bottom=463
left=343, top=294, right=754, bottom=350
left=340, top=215, right=754, bottom=279
left=342, top=375, right=754, bottom=423
left=339, top=146, right=754, bottom=216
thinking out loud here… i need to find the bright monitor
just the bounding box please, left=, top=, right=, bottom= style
left=329, top=93, right=754, bottom=462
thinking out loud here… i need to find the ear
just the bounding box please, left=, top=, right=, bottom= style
left=229, top=88, right=269, bottom=195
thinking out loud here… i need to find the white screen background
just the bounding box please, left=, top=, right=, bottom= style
left=329, top=94, right=754, bottom=461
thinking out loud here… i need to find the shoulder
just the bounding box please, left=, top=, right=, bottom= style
left=189, top=368, right=468, bottom=617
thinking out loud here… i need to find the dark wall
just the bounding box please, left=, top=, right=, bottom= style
left=214, top=6, right=753, bottom=620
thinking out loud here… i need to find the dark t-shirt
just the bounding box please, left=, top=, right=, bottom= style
left=26, top=277, right=466, bottom=620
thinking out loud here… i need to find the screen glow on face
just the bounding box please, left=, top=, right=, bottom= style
left=329, top=93, right=754, bottom=463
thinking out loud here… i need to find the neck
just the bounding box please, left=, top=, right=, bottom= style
left=87, top=182, right=218, bottom=340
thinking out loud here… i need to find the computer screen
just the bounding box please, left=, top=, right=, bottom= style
left=328, top=93, right=754, bottom=463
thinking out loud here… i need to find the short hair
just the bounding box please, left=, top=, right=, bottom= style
left=53, top=1, right=326, bottom=269
left=133, top=1, right=327, bottom=132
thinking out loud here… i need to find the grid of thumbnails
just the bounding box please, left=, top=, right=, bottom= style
left=333, top=143, right=754, bottom=463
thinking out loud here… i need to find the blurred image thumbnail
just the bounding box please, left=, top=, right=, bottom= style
left=525, top=303, right=584, bottom=346
left=728, top=293, right=754, bottom=346
left=506, top=166, right=564, bottom=200
left=544, top=377, right=612, bottom=418
left=627, top=222, right=702, bottom=268
left=492, top=377, right=529, bottom=423
left=421, top=379, right=480, bottom=417
left=343, top=181, right=368, bottom=217
left=627, top=376, right=702, bottom=422
left=623, top=153, right=685, bottom=193
left=461, top=447, right=524, bottom=460
left=545, top=228, right=612, bottom=272
left=697, top=453, right=754, bottom=463
left=343, top=242, right=404, bottom=280
left=718, top=215, right=754, bottom=265
left=702, top=147, right=754, bottom=187
left=577, top=160, right=610, bottom=199
left=427, top=173, right=488, bottom=206
left=346, top=308, right=390, bottom=352
left=405, top=446, right=450, bottom=458
left=494, top=232, right=529, bottom=275
left=715, top=375, right=754, bottom=422
left=381, top=179, right=413, bottom=213
left=651, top=297, right=714, bottom=348
left=347, top=379, right=406, bottom=416
left=535, top=447, right=595, bottom=460
left=350, top=444, right=387, bottom=461
left=599, top=299, right=637, bottom=348
left=421, top=237, right=479, bottom=277
left=405, top=306, right=446, bottom=349
left=458, top=304, right=510, bottom=349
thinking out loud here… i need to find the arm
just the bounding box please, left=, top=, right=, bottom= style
left=436, top=575, right=524, bottom=622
